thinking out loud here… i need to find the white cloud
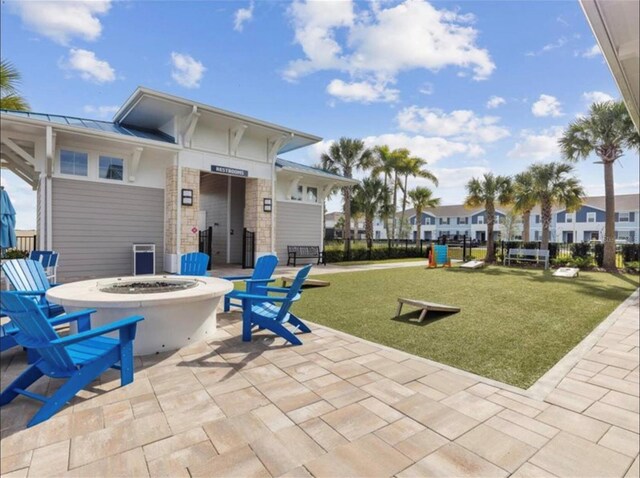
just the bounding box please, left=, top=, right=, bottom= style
left=284, top=0, right=495, bottom=84
left=432, top=166, right=491, bottom=189
left=531, top=94, right=563, bottom=117
left=83, top=105, right=120, bottom=118
left=10, top=0, right=111, bottom=45
left=580, top=44, right=601, bottom=58
left=419, top=82, right=434, bottom=95
left=170, top=52, right=206, bottom=88
left=582, top=91, right=615, bottom=104
left=234, top=2, right=254, bottom=32
left=525, top=36, right=567, bottom=56
left=396, top=106, right=510, bottom=143
left=64, top=49, right=116, bottom=83
left=507, top=127, right=563, bottom=161
left=326, top=79, right=399, bottom=103
left=486, top=95, right=506, bottom=109
left=362, top=133, right=483, bottom=163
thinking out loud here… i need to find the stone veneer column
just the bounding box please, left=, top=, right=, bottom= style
left=165, top=166, right=201, bottom=256
left=244, top=178, right=273, bottom=254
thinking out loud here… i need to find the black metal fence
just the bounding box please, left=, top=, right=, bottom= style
left=242, top=228, right=255, bottom=269
left=198, top=227, right=212, bottom=269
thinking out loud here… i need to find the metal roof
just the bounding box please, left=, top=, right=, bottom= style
left=0, top=109, right=176, bottom=144
left=275, top=157, right=356, bottom=183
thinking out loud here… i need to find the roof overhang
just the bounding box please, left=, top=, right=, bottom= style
left=275, top=159, right=358, bottom=186
left=580, top=0, right=640, bottom=131
left=114, top=87, right=322, bottom=153
left=0, top=113, right=181, bottom=152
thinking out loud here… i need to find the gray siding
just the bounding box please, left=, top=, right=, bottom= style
left=52, top=178, right=164, bottom=282
left=275, top=201, right=322, bottom=263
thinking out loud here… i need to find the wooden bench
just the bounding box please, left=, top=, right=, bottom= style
left=506, top=248, right=549, bottom=269
left=287, top=246, right=325, bottom=267
left=396, top=298, right=461, bottom=323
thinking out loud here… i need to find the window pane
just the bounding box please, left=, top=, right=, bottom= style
left=60, top=150, right=88, bottom=176
left=99, top=156, right=124, bottom=181
left=306, top=187, right=318, bottom=202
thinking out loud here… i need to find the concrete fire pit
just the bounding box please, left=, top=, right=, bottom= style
left=47, top=275, right=233, bottom=356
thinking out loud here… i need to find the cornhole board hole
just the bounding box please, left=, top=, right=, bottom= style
left=460, top=260, right=485, bottom=269
left=396, top=298, right=461, bottom=323
left=282, top=276, right=330, bottom=288
left=553, top=267, right=580, bottom=278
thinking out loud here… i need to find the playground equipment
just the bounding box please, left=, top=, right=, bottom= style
left=427, top=244, right=451, bottom=268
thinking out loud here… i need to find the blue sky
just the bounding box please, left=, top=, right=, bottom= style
left=2, top=0, right=638, bottom=229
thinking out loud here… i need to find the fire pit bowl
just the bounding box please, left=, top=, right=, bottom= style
left=47, top=275, right=233, bottom=356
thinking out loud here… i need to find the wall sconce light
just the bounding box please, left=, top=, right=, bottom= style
left=181, top=189, right=193, bottom=206
left=263, top=198, right=272, bottom=213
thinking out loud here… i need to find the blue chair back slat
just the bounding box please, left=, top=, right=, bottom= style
left=254, top=255, right=278, bottom=279
left=2, top=260, right=51, bottom=292
left=0, top=293, right=75, bottom=371
left=180, top=252, right=210, bottom=276
left=30, top=251, right=57, bottom=269
left=277, top=265, right=312, bottom=322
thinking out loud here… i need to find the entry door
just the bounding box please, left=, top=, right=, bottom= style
left=566, top=232, right=574, bottom=243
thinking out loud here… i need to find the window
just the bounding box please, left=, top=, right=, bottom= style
left=534, top=231, right=540, bottom=240
left=535, top=215, right=540, bottom=224
left=60, top=150, right=88, bottom=176
left=477, top=215, right=484, bottom=224
left=306, top=187, right=318, bottom=203
left=566, top=213, right=574, bottom=223
left=375, top=231, right=381, bottom=239
left=587, top=212, right=596, bottom=223
left=618, top=212, right=630, bottom=222
left=99, top=155, right=124, bottom=181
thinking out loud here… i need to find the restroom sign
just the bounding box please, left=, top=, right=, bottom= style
left=211, top=165, right=248, bottom=177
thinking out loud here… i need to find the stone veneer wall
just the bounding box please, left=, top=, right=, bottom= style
left=244, top=178, right=273, bottom=254
left=165, top=166, right=201, bottom=255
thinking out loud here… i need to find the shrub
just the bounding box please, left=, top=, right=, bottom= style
left=593, top=243, right=604, bottom=267
left=571, top=242, right=591, bottom=259
left=552, top=257, right=572, bottom=267
left=570, top=256, right=594, bottom=269
left=620, top=244, right=640, bottom=263
left=624, top=261, right=640, bottom=274
left=2, top=249, right=29, bottom=259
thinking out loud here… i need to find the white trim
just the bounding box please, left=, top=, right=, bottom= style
left=226, top=176, right=231, bottom=263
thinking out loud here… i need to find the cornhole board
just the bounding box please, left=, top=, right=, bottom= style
left=396, top=298, right=461, bottom=323
left=282, top=276, right=330, bottom=288
left=553, top=267, right=580, bottom=278
left=460, top=260, right=485, bottom=269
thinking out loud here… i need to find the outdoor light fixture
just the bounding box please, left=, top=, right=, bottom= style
left=263, top=198, right=272, bottom=212
left=181, top=189, right=193, bottom=206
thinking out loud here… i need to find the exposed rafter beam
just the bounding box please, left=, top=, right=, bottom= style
left=230, top=124, right=248, bottom=156
left=1, top=149, right=37, bottom=188
left=288, top=175, right=304, bottom=200
left=2, top=137, right=36, bottom=166
left=268, top=133, right=293, bottom=162
left=129, top=147, right=143, bottom=182
left=321, top=182, right=336, bottom=199
left=182, top=105, right=200, bottom=147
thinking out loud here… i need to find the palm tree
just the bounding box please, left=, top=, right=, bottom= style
left=316, top=161, right=340, bottom=240
left=408, top=187, right=440, bottom=243
left=352, top=177, right=389, bottom=243
left=0, top=59, right=29, bottom=111
left=513, top=171, right=536, bottom=242
left=559, top=101, right=640, bottom=270
left=528, top=162, right=584, bottom=251
left=320, top=138, right=373, bottom=249
left=464, top=173, right=513, bottom=263
left=397, top=155, right=438, bottom=238
left=371, top=145, right=399, bottom=239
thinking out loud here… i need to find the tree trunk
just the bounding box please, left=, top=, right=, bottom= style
left=522, top=210, right=531, bottom=243
left=416, top=207, right=422, bottom=245
left=486, top=206, right=496, bottom=263
left=541, top=199, right=552, bottom=251
left=365, top=214, right=373, bottom=242
left=400, top=174, right=408, bottom=239
left=603, top=160, right=617, bottom=270
left=391, top=172, right=398, bottom=239
left=342, top=185, right=351, bottom=252
left=383, top=173, right=391, bottom=239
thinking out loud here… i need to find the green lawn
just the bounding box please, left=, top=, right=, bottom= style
left=289, top=266, right=638, bottom=388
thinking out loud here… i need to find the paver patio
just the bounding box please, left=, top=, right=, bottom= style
left=0, top=285, right=637, bottom=477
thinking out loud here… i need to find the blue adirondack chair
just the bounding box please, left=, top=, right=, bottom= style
left=180, top=252, right=210, bottom=276
left=1, top=259, right=64, bottom=318
left=0, top=292, right=144, bottom=427
left=29, top=250, right=59, bottom=283
left=223, top=254, right=279, bottom=312
left=237, top=264, right=312, bottom=346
